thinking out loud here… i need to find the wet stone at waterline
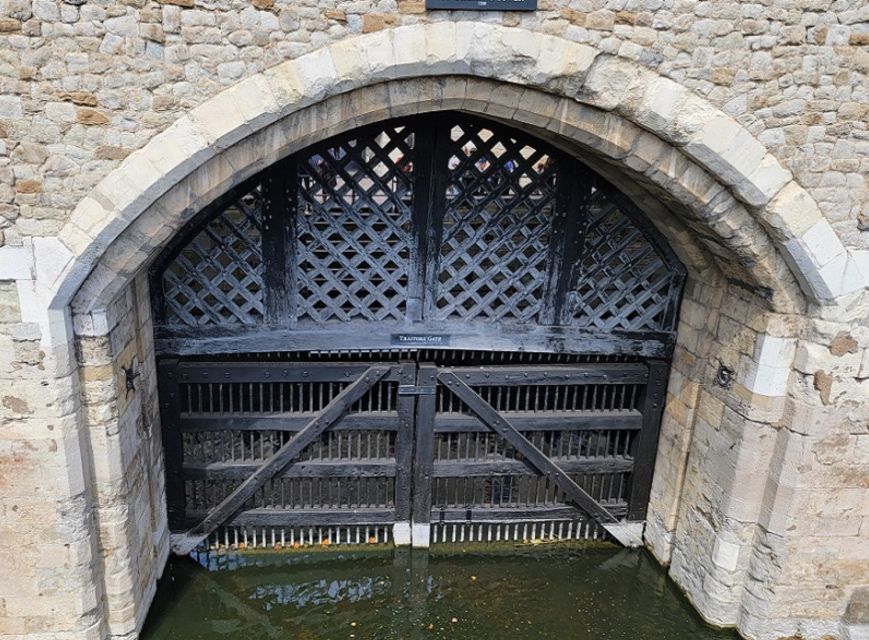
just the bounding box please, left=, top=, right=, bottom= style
left=142, top=547, right=739, bottom=640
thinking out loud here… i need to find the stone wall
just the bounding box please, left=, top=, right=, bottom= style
left=0, top=3, right=866, bottom=640
left=0, top=0, right=866, bottom=249
left=75, top=273, right=167, bottom=638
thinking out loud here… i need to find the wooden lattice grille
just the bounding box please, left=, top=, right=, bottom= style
left=160, top=189, right=265, bottom=326
left=569, top=192, right=674, bottom=332
left=434, top=121, right=558, bottom=322
left=152, top=113, right=684, bottom=358
left=295, top=125, right=415, bottom=324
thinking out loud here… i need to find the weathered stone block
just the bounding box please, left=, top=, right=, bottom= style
left=683, top=115, right=766, bottom=189
left=0, top=281, right=20, bottom=323
left=579, top=55, right=651, bottom=111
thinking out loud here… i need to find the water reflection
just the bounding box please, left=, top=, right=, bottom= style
left=250, top=576, right=391, bottom=610
left=143, top=547, right=740, bottom=640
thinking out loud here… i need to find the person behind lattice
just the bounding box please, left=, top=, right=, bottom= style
left=447, top=142, right=477, bottom=197
left=309, top=153, right=338, bottom=194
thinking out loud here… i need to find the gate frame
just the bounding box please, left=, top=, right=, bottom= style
left=159, top=356, right=671, bottom=551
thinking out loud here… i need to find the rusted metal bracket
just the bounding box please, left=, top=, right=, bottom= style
left=715, top=361, right=735, bottom=389
left=123, top=363, right=141, bottom=394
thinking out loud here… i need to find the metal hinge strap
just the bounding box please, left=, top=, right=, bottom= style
left=398, top=384, right=437, bottom=396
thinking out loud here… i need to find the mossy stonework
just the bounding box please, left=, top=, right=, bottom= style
left=0, top=4, right=866, bottom=640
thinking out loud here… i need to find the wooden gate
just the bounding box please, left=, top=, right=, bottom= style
left=151, top=112, right=685, bottom=553
left=161, top=352, right=668, bottom=553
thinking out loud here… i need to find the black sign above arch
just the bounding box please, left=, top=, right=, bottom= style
left=425, top=0, right=538, bottom=11
left=150, top=112, right=685, bottom=358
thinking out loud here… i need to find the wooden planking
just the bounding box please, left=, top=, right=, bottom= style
left=177, top=410, right=643, bottom=433
left=179, top=413, right=402, bottom=433
left=174, top=365, right=390, bottom=554
left=407, top=114, right=440, bottom=323
left=163, top=350, right=669, bottom=547
left=261, top=157, right=299, bottom=325
left=544, top=164, right=593, bottom=326
left=433, top=411, right=641, bottom=433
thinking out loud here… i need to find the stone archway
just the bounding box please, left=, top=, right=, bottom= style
left=29, top=23, right=865, bottom=640
left=51, top=24, right=866, bottom=315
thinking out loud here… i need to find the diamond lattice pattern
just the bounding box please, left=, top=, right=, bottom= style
left=434, top=123, right=558, bottom=322
left=162, top=189, right=265, bottom=326
left=568, top=193, right=673, bottom=332
left=295, top=126, right=415, bottom=323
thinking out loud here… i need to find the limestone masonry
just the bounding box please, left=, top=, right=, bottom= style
left=0, top=1, right=866, bottom=639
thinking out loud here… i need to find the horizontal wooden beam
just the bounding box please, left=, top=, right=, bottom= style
left=183, top=460, right=397, bottom=479
left=432, top=457, right=633, bottom=478
left=178, top=410, right=643, bottom=433
left=444, top=364, right=649, bottom=385
left=175, top=361, right=404, bottom=384
left=430, top=504, right=628, bottom=523
left=182, top=455, right=633, bottom=481
left=155, top=324, right=674, bottom=359
left=182, top=504, right=632, bottom=530
left=186, top=508, right=397, bottom=528
left=433, top=411, right=642, bottom=433
left=179, top=413, right=401, bottom=433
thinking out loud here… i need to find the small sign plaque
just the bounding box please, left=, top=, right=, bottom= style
left=391, top=333, right=452, bottom=346
left=426, top=0, right=537, bottom=11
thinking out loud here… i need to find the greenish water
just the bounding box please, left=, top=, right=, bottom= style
left=142, top=546, right=739, bottom=640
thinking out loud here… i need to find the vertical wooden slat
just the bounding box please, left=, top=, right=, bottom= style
left=158, top=358, right=186, bottom=530
left=541, top=159, right=592, bottom=325
left=261, top=157, right=298, bottom=325
left=393, top=363, right=417, bottom=531
left=411, top=363, right=438, bottom=546
left=627, top=360, right=669, bottom=521
left=420, top=118, right=451, bottom=321
left=406, top=118, right=434, bottom=322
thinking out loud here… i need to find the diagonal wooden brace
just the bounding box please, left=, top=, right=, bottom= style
left=437, top=371, right=623, bottom=531
left=172, top=365, right=391, bottom=555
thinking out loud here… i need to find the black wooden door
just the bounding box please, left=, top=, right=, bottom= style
left=160, top=359, right=417, bottom=554
left=160, top=352, right=667, bottom=553
left=409, top=359, right=668, bottom=547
